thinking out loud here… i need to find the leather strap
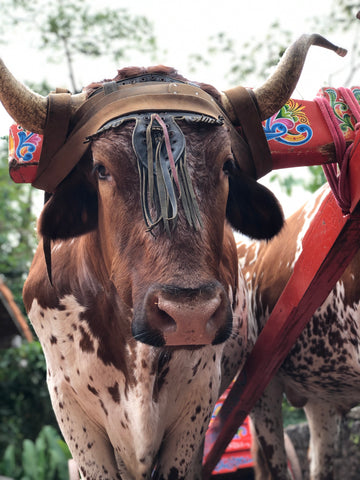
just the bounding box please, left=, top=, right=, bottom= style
left=33, top=80, right=272, bottom=192
left=223, top=86, right=273, bottom=179
left=33, top=90, right=72, bottom=189
left=102, top=81, right=118, bottom=95
left=33, top=82, right=224, bottom=192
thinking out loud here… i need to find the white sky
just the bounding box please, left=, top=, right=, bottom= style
left=0, top=0, right=357, bottom=215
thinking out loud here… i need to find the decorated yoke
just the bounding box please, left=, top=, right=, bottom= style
left=8, top=86, right=360, bottom=186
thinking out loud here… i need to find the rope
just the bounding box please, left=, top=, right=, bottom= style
left=338, top=87, right=360, bottom=123
left=314, top=88, right=360, bottom=214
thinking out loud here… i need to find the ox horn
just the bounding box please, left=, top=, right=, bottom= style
left=223, top=34, right=347, bottom=122
left=0, top=58, right=87, bottom=134
left=0, top=58, right=48, bottom=133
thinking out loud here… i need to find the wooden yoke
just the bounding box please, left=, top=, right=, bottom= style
left=9, top=87, right=360, bottom=183
left=202, top=125, right=360, bottom=479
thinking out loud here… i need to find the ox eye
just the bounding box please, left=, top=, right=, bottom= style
left=222, top=157, right=235, bottom=176
left=93, top=164, right=110, bottom=180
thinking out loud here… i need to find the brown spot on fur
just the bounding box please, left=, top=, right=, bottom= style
left=87, top=384, right=98, bottom=396
left=192, top=358, right=201, bottom=376
left=99, top=399, right=108, bottom=416
left=79, top=325, right=95, bottom=352
left=108, top=382, right=121, bottom=403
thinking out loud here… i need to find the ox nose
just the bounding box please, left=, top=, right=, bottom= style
left=132, top=282, right=232, bottom=347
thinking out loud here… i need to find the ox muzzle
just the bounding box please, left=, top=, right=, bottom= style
left=132, top=281, right=233, bottom=347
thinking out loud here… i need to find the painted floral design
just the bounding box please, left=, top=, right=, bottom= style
left=9, top=125, right=42, bottom=163
left=263, top=99, right=313, bottom=145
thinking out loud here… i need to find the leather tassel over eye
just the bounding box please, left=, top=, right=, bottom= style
left=135, top=113, right=204, bottom=235
left=90, top=111, right=223, bottom=235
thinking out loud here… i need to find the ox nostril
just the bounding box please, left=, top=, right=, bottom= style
left=157, top=295, right=222, bottom=328
left=136, top=282, right=233, bottom=347
left=150, top=299, right=177, bottom=333
left=155, top=293, right=225, bottom=346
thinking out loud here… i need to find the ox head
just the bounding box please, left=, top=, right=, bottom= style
left=1, top=34, right=346, bottom=347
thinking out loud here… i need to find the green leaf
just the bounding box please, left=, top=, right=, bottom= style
left=22, top=439, right=38, bottom=479
left=0, top=443, right=22, bottom=477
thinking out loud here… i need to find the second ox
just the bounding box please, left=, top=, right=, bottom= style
left=238, top=184, right=360, bottom=480
left=1, top=34, right=345, bottom=479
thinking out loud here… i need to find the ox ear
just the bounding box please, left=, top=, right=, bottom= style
left=39, top=158, right=98, bottom=240
left=226, top=168, right=284, bottom=240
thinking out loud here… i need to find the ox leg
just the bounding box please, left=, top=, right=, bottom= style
left=154, top=426, right=207, bottom=480
left=51, top=389, right=121, bottom=480
left=304, top=401, right=341, bottom=480
left=66, top=420, right=120, bottom=480
left=250, top=378, right=290, bottom=480
left=186, top=441, right=204, bottom=480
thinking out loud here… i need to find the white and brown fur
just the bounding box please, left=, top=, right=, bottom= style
left=23, top=67, right=284, bottom=480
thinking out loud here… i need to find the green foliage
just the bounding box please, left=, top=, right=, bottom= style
left=188, top=0, right=359, bottom=196
left=0, top=342, right=59, bottom=459
left=270, top=165, right=327, bottom=196
left=189, top=21, right=293, bottom=87
left=25, top=80, right=54, bottom=98
left=269, top=173, right=306, bottom=197
left=0, top=0, right=157, bottom=92
left=189, top=0, right=359, bottom=88
left=0, top=425, right=71, bottom=480
left=0, top=444, right=22, bottom=479
left=303, top=166, right=327, bottom=193
left=282, top=397, right=306, bottom=428
left=309, top=0, right=360, bottom=86
left=350, top=431, right=360, bottom=445
left=0, top=139, right=40, bottom=309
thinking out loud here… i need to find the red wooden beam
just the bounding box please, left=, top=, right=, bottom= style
left=8, top=88, right=360, bottom=184
left=203, top=131, right=360, bottom=479
left=265, top=88, right=360, bottom=170
left=267, top=98, right=335, bottom=169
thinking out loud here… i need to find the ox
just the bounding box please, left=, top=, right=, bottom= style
left=238, top=184, right=360, bottom=480
left=0, top=34, right=343, bottom=480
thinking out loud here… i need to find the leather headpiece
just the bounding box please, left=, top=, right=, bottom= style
left=88, top=111, right=223, bottom=234
left=32, top=74, right=271, bottom=193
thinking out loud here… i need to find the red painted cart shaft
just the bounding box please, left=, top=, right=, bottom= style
left=203, top=131, right=360, bottom=479
left=264, top=87, right=360, bottom=170
left=268, top=98, right=335, bottom=169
